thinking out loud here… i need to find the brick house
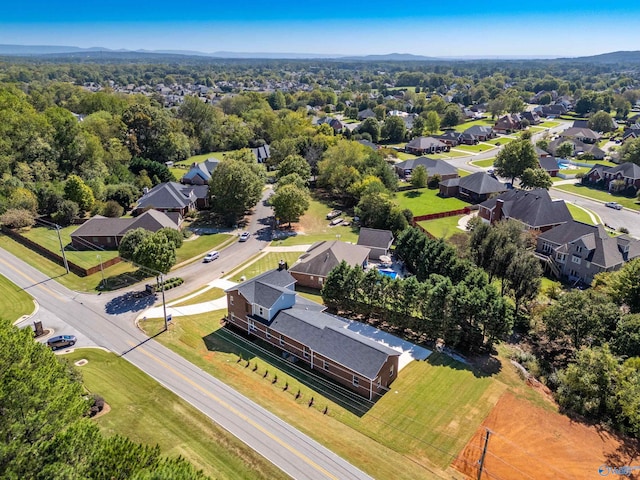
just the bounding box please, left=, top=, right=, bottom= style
left=405, top=136, right=451, bottom=155
left=394, top=157, right=458, bottom=181
left=478, top=188, right=572, bottom=232
left=439, top=171, right=506, bottom=203
left=225, top=268, right=400, bottom=399
left=584, top=162, right=640, bottom=192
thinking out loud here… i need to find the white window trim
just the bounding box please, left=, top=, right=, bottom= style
left=353, top=376, right=359, bottom=387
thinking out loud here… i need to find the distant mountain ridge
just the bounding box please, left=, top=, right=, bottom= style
left=1, top=44, right=639, bottom=63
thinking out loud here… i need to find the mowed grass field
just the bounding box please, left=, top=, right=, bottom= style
left=0, top=275, right=35, bottom=322
left=469, top=157, right=496, bottom=168
left=64, top=349, right=287, bottom=480
left=141, top=310, right=499, bottom=479
left=396, top=188, right=470, bottom=216
left=273, top=194, right=359, bottom=246
left=417, top=215, right=464, bottom=239
left=566, top=203, right=599, bottom=225
left=229, top=252, right=302, bottom=282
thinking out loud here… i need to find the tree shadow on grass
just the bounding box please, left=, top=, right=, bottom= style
left=427, top=351, right=502, bottom=378
left=202, top=326, right=376, bottom=417
left=404, top=190, right=423, bottom=199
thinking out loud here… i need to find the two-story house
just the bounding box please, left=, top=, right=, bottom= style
left=225, top=267, right=401, bottom=399
left=536, top=220, right=640, bottom=284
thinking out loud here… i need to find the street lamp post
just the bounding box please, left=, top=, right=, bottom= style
left=160, top=274, right=168, bottom=331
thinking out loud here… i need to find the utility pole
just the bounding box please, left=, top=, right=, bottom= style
left=160, top=274, right=168, bottom=331
left=97, top=255, right=105, bottom=289
left=477, top=428, right=491, bottom=480
left=55, top=224, right=69, bottom=273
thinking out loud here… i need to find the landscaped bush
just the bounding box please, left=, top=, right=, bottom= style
left=0, top=208, right=36, bottom=229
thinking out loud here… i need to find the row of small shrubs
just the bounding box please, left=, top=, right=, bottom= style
left=159, top=277, right=184, bottom=290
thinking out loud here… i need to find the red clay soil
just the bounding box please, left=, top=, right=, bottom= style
left=453, top=392, right=640, bottom=480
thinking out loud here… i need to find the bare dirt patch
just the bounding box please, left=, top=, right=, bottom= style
left=453, top=392, right=640, bottom=479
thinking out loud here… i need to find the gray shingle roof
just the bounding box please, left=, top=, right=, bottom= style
left=231, top=269, right=296, bottom=306
left=271, top=305, right=399, bottom=379
left=538, top=157, right=559, bottom=172
left=357, top=228, right=394, bottom=250
left=457, top=172, right=505, bottom=195
left=136, top=182, right=197, bottom=210
left=70, top=210, right=177, bottom=239
left=480, top=188, right=571, bottom=228
left=289, top=241, right=370, bottom=278
left=182, top=158, right=220, bottom=182
left=394, top=157, right=458, bottom=177
left=561, top=127, right=600, bottom=140
left=464, top=125, right=493, bottom=136
left=406, top=137, right=447, bottom=150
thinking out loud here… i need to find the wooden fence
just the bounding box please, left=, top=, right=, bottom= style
left=413, top=207, right=471, bottom=223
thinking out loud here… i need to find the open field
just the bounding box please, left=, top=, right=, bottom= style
left=0, top=275, right=35, bottom=322
left=64, top=349, right=287, bottom=480
left=453, top=392, right=640, bottom=480
left=554, top=184, right=640, bottom=210
left=272, top=195, right=359, bottom=246
left=229, top=252, right=302, bottom=282
left=396, top=188, right=470, bottom=216
left=417, top=215, right=465, bottom=239
left=0, top=234, right=139, bottom=293
left=141, top=310, right=498, bottom=479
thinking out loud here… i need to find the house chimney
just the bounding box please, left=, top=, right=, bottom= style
left=493, top=198, right=504, bottom=224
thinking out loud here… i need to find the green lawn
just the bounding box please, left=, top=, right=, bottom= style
left=0, top=275, right=35, bottom=322
left=21, top=226, right=120, bottom=269
left=0, top=234, right=139, bottom=293
left=469, top=157, right=496, bottom=168
left=485, top=136, right=514, bottom=146
left=171, top=287, right=226, bottom=307
left=417, top=215, right=464, bottom=239
left=175, top=233, right=232, bottom=264
left=229, top=252, right=302, bottom=282
left=566, top=203, right=599, bottom=225
left=140, top=311, right=504, bottom=478
left=64, top=349, right=286, bottom=480
left=539, top=120, right=560, bottom=128
left=554, top=184, right=640, bottom=210
left=273, top=194, right=359, bottom=246
left=430, top=150, right=469, bottom=159
left=452, top=118, right=495, bottom=133
left=394, top=151, right=418, bottom=160
left=396, top=188, right=470, bottom=216
left=453, top=143, right=496, bottom=154
left=573, top=159, right=617, bottom=168
left=458, top=169, right=472, bottom=177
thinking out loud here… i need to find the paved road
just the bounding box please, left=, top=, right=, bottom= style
left=0, top=186, right=373, bottom=480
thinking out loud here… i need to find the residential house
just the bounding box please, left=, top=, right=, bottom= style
left=463, top=125, right=495, bottom=141
left=70, top=210, right=178, bottom=250
left=133, top=182, right=208, bottom=220
left=356, top=139, right=378, bottom=151
left=494, top=114, right=523, bottom=134
left=288, top=240, right=370, bottom=289
left=252, top=144, right=271, bottom=164
left=536, top=146, right=553, bottom=158
left=357, top=228, right=394, bottom=260
left=439, top=171, right=507, bottom=203
left=622, top=123, right=640, bottom=143
left=181, top=158, right=220, bottom=185
left=538, top=157, right=560, bottom=177
left=357, top=108, right=376, bottom=120
left=521, top=111, right=541, bottom=125
left=394, top=157, right=458, bottom=181
left=535, top=221, right=640, bottom=284
left=433, top=131, right=463, bottom=147
left=546, top=137, right=606, bottom=160
left=560, top=127, right=601, bottom=144
left=405, top=137, right=451, bottom=155
left=478, top=188, right=572, bottom=231
left=584, top=162, right=640, bottom=192
left=225, top=268, right=401, bottom=399
left=535, top=104, right=568, bottom=117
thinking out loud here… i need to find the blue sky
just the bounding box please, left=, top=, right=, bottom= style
left=1, top=1, right=637, bottom=56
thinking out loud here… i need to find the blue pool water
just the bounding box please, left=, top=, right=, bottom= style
left=557, top=161, right=570, bottom=169
left=378, top=269, right=398, bottom=279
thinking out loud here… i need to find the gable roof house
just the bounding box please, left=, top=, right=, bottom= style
left=225, top=268, right=401, bottom=399
left=478, top=188, right=572, bottom=231
left=546, top=137, right=606, bottom=160
left=560, top=127, right=601, bottom=144
left=357, top=228, right=394, bottom=260
left=538, top=157, right=560, bottom=177
left=494, top=113, right=523, bottom=134
left=463, top=125, right=496, bottom=141
left=394, top=157, right=458, bottom=181
left=433, top=131, right=463, bottom=147
left=288, top=240, right=370, bottom=289
left=584, top=162, right=640, bottom=192
left=252, top=144, right=271, bottom=164
left=357, top=108, right=376, bottom=120
left=439, top=171, right=507, bottom=203
left=405, top=137, right=451, bottom=155
left=535, top=221, right=640, bottom=285
left=133, top=182, right=208, bottom=219
left=521, top=111, right=541, bottom=125
left=181, top=158, right=220, bottom=186
left=70, top=210, right=178, bottom=250
left=536, top=104, right=568, bottom=117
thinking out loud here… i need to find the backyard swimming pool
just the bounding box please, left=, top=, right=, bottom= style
left=378, top=269, right=398, bottom=279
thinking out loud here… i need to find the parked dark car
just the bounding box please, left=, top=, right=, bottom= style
left=47, top=335, right=77, bottom=350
